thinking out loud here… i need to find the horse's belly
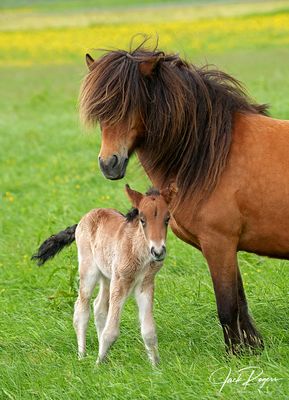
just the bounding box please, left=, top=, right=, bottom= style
left=239, top=218, right=289, bottom=259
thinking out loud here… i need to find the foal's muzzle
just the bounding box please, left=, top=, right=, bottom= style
left=151, top=245, right=166, bottom=261
left=98, top=155, right=128, bottom=180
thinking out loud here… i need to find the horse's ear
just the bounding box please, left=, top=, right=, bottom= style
left=125, top=184, right=143, bottom=208
left=86, top=53, right=95, bottom=71
left=160, top=183, right=178, bottom=205
left=139, top=57, right=159, bottom=77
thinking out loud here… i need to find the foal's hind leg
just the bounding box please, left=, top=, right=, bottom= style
left=237, top=266, right=263, bottom=351
left=73, top=255, right=99, bottom=359
left=93, top=276, right=110, bottom=341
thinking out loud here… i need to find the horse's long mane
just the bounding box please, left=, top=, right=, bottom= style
left=79, top=43, right=268, bottom=203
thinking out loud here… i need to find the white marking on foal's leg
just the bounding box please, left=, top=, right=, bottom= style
left=96, top=277, right=130, bottom=364
left=73, top=257, right=99, bottom=359
left=93, top=277, right=110, bottom=341
left=135, top=283, right=160, bottom=366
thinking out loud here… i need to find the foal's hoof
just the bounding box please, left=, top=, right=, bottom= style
left=150, top=359, right=160, bottom=368
left=148, top=352, right=160, bottom=367
left=96, top=356, right=106, bottom=365
left=78, top=352, right=86, bottom=360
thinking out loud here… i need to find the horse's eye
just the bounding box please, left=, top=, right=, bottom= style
left=165, top=216, right=170, bottom=225
left=140, top=217, right=146, bottom=226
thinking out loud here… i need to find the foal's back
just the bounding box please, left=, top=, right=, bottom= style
left=75, top=207, right=148, bottom=280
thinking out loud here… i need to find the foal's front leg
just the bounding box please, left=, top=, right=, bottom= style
left=97, top=275, right=131, bottom=364
left=135, top=270, right=160, bottom=366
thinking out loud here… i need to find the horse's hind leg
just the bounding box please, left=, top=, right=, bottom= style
left=93, top=276, right=110, bottom=341
left=73, top=253, right=99, bottom=359
left=237, top=266, right=263, bottom=351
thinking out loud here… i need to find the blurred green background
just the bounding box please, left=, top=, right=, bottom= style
left=0, top=1, right=288, bottom=399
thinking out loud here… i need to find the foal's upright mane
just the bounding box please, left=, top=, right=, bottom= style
left=79, top=44, right=268, bottom=202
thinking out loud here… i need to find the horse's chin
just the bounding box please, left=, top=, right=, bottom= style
left=106, top=174, right=125, bottom=180
left=102, top=168, right=127, bottom=180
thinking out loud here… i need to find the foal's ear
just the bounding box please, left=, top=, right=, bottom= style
left=125, top=184, right=143, bottom=208
left=160, top=183, right=178, bottom=205
left=85, top=53, right=95, bottom=71
left=139, top=57, right=159, bottom=77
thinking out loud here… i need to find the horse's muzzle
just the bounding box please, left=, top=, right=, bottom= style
left=98, top=155, right=128, bottom=180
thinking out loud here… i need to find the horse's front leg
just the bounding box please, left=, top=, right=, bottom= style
left=202, top=237, right=242, bottom=354
left=237, top=266, right=263, bottom=350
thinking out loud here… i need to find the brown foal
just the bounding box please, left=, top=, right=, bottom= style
left=32, top=185, right=171, bottom=365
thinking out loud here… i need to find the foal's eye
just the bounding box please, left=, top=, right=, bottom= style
left=140, top=217, right=146, bottom=226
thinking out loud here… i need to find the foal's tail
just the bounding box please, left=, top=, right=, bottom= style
left=31, top=224, right=77, bottom=266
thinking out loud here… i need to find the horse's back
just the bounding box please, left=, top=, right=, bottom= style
left=217, top=114, right=289, bottom=257
left=173, top=114, right=289, bottom=259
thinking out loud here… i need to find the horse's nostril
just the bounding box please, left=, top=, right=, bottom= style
left=99, top=157, right=105, bottom=169
left=98, top=154, right=128, bottom=180
left=111, top=154, right=118, bottom=169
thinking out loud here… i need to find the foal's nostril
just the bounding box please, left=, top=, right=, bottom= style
left=151, top=246, right=166, bottom=259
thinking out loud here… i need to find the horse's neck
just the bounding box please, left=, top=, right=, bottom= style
left=136, top=149, right=167, bottom=189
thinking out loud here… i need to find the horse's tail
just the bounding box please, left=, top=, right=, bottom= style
left=31, top=224, right=77, bottom=266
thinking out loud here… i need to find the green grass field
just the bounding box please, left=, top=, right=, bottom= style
left=0, top=1, right=288, bottom=399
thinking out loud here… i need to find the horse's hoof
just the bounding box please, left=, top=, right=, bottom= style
left=241, top=328, right=264, bottom=353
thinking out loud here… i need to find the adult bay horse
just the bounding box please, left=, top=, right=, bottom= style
left=79, top=45, right=289, bottom=354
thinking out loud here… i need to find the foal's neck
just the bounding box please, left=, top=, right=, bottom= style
left=127, top=217, right=150, bottom=258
